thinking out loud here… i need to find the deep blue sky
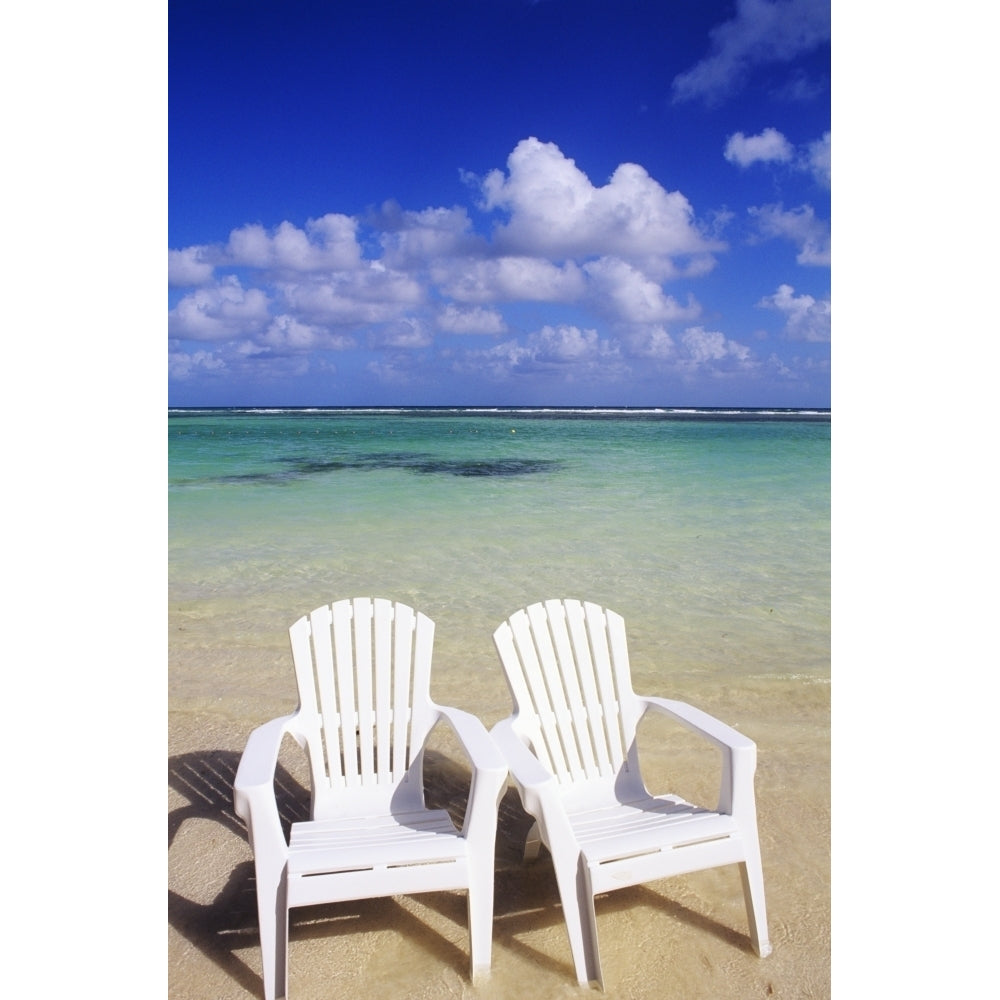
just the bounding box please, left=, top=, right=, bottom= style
left=169, top=0, right=831, bottom=407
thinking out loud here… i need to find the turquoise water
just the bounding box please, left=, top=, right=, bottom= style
left=169, top=408, right=830, bottom=698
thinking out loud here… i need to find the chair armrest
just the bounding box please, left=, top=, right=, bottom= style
left=640, top=697, right=755, bottom=752
left=233, top=714, right=296, bottom=858
left=491, top=717, right=580, bottom=855
left=640, top=697, right=757, bottom=816
left=433, top=705, right=509, bottom=841
left=433, top=704, right=508, bottom=780
left=490, top=717, right=557, bottom=813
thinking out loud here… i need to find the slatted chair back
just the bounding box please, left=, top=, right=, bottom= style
left=287, top=596, right=436, bottom=818
left=493, top=598, right=645, bottom=787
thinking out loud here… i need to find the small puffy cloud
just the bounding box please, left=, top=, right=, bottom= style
left=805, top=131, right=831, bottom=189
left=724, top=127, right=794, bottom=167
left=226, top=213, right=363, bottom=272
left=225, top=224, right=275, bottom=267
left=619, top=325, right=676, bottom=360
left=169, top=348, right=227, bottom=379
left=724, top=129, right=830, bottom=191
left=533, top=324, right=610, bottom=363
left=169, top=246, right=216, bottom=287
left=436, top=304, right=507, bottom=335
left=758, top=283, right=830, bottom=341
left=169, top=276, right=271, bottom=341
left=453, top=338, right=534, bottom=381
left=478, top=137, right=721, bottom=266
left=455, top=324, right=624, bottom=381
left=672, top=0, right=830, bottom=106
left=680, top=326, right=753, bottom=366
left=749, top=203, right=830, bottom=265
left=168, top=340, right=315, bottom=383
left=257, top=315, right=356, bottom=354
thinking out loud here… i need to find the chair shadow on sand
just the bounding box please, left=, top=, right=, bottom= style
left=168, top=745, right=748, bottom=996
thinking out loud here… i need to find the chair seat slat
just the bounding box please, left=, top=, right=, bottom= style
left=569, top=800, right=738, bottom=862
left=288, top=808, right=464, bottom=875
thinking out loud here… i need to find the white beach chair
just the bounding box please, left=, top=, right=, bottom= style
left=234, top=597, right=508, bottom=1000
left=491, top=598, right=771, bottom=990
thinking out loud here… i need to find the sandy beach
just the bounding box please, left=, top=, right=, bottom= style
left=168, top=637, right=829, bottom=999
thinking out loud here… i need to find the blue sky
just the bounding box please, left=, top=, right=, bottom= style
left=169, top=0, right=830, bottom=407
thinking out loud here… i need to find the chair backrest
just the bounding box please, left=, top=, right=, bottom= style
left=288, top=597, right=437, bottom=817
left=493, top=599, right=644, bottom=787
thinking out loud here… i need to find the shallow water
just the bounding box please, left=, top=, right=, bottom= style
left=169, top=409, right=829, bottom=682
left=168, top=408, right=830, bottom=999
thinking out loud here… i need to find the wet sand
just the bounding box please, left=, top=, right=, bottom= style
left=168, top=637, right=830, bottom=999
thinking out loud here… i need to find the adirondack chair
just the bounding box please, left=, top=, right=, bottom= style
left=491, top=599, right=771, bottom=990
left=233, top=597, right=508, bottom=1000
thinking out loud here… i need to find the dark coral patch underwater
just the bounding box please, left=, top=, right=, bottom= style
left=206, top=451, right=564, bottom=485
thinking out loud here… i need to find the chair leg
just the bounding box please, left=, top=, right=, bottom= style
left=551, top=852, right=603, bottom=988
left=467, top=865, right=495, bottom=978
left=738, top=853, right=772, bottom=959
left=255, top=865, right=289, bottom=1000
left=523, top=820, right=542, bottom=863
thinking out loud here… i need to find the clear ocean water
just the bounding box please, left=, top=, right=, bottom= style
left=169, top=407, right=830, bottom=704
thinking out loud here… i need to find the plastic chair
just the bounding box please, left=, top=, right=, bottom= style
left=234, top=597, right=508, bottom=1000
left=491, top=598, right=771, bottom=989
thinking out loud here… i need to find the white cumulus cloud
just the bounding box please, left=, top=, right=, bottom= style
left=749, top=203, right=830, bottom=266
left=680, top=326, right=753, bottom=365
left=583, top=257, right=701, bottom=325
left=725, top=129, right=830, bottom=191
left=724, top=128, right=795, bottom=166
left=758, top=283, right=830, bottom=341
left=805, top=131, right=831, bottom=189
left=454, top=324, right=625, bottom=382
left=168, top=246, right=215, bottom=287
left=478, top=137, right=721, bottom=268
left=377, top=203, right=482, bottom=269
left=169, top=348, right=227, bottom=379
left=278, top=264, right=424, bottom=326
left=169, top=276, right=271, bottom=341
left=532, top=324, right=610, bottom=363
left=225, top=214, right=363, bottom=273
left=257, top=315, right=357, bottom=354
left=432, top=255, right=586, bottom=304
left=436, top=304, right=507, bottom=335
left=619, top=325, right=676, bottom=360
